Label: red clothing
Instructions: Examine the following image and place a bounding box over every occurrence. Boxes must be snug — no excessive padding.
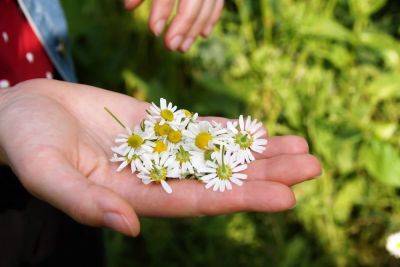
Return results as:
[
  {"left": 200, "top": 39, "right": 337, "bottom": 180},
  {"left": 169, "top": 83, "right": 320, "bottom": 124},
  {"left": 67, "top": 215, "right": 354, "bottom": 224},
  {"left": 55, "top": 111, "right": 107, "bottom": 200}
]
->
[{"left": 0, "top": 0, "right": 54, "bottom": 88}]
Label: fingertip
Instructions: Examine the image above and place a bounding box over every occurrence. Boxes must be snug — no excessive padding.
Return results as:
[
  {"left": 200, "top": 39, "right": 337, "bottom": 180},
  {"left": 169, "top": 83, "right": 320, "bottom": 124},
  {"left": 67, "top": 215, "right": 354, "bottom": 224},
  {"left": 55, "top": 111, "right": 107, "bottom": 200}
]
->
[
  {"left": 124, "top": 0, "right": 143, "bottom": 10},
  {"left": 201, "top": 24, "right": 213, "bottom": 38},
  {"left": 305, "top": 154, "right": 323, "bottom": 178},
  {"left": 288, "top": 136, "right": 309, "bottom": 154},
  {"left": 151, "top": 19, "right": 166, "bottom": 36}
]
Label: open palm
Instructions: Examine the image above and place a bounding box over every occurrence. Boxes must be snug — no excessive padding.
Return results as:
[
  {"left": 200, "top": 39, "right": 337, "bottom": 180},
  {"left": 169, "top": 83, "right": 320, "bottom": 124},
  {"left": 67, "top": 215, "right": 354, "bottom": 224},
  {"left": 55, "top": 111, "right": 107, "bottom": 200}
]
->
[{"left": 0, "top": 79, "right": 321, "bottom": 236}]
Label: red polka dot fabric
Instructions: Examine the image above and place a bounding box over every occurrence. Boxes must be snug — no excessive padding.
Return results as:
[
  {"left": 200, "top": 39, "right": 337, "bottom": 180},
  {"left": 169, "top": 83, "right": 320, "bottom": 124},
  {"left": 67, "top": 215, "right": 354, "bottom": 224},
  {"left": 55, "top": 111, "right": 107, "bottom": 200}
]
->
[{"left": 0, "top": 0, "right": 54, "bottom": 88}]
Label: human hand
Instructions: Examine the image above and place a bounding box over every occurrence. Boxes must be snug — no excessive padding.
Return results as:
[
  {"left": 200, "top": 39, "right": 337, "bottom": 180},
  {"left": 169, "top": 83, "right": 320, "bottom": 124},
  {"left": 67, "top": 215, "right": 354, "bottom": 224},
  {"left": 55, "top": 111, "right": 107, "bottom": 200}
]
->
[
  {"left": 124, "top": 0, "right": 224, "bottom": 52},
  {"left": 0, "top": 79, "right": 321, "bottom": 237}
]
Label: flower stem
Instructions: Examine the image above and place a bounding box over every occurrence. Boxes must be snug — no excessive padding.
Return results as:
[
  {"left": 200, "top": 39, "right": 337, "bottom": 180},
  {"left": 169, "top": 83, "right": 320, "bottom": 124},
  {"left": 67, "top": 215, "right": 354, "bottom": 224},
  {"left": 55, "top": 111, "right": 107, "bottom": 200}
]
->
[{"left": 104, "top": 107, "right": 126, "bottom": 129}]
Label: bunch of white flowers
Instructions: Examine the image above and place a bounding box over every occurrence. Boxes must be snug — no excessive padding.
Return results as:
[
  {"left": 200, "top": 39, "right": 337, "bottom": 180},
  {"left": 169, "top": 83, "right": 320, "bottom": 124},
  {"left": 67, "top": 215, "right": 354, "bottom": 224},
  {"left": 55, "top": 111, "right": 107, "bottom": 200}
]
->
[{"left": 108, "top": 98, "right": 267, "bottom": 194}]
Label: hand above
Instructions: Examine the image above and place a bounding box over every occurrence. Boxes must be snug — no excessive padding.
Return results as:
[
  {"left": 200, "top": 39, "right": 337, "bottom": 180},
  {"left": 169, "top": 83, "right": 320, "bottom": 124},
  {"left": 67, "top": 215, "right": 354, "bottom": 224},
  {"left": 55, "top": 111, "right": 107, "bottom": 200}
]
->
[
  {"left": 124, "top": 0, "right": 224, "bottom": 52},
  {"left": 0, "top": 79, "right": 321, "bottom": 237}
]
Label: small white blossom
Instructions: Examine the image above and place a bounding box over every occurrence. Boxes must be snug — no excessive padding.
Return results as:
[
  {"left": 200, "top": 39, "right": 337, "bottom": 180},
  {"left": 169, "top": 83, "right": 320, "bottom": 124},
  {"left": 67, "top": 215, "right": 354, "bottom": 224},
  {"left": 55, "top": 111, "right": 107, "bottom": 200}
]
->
[
  {"left": 147, "top": 98, "right": 184, "bottom": 127},
  {"left": 199, "top": 148, "right": 248, "bottom": 192},
  {"left": 386, "top": 232, "right": 400, "bottom": 258},
  {"left": 227, "top": 115, "right": 268, "bottom": 164},
  {"left": 113, "top": 126, "right": 153, "bottom": 159},
  {"left": 138, "top": 153, "right": 179, "bottom": 194}
]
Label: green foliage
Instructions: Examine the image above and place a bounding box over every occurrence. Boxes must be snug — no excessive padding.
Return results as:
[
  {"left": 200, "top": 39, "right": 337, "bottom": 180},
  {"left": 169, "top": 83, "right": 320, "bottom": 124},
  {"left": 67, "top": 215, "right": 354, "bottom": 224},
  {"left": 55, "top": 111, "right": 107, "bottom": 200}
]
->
[{"left": 62, "top": 0, "right": 400, "bottom": 266}]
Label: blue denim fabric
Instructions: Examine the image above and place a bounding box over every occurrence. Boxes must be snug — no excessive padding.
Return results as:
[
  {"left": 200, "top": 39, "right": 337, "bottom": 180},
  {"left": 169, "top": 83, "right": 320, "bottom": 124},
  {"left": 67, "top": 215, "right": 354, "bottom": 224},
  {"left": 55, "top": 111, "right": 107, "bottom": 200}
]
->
[{"left": 17, "top": 0, "right": 77, "bottom": 82}]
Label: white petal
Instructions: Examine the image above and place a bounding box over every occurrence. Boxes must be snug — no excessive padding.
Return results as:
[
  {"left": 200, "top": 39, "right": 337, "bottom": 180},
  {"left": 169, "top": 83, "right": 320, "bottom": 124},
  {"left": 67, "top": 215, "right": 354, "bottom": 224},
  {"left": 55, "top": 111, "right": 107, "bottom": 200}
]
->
[
  {"left": 231, "top": 177, "right": 243, "bottom": 186},
  {"left": 213, "top": 180, "right": 220, "bottom": 191},
  {"left": 232, "top": 173, "right": 247, "bottom": 180},
  {"left": 225, "top": 180, "right": 232, "bottom": 190},
  {"left": 205, "top": 178, "right": 217, "bottom": 189},
  {"left": 239, "top": 115, "right": 244, "bottom": 131},
  {"left": 161, "top": 180, "right": 173, "bottom": 194},
  {"left": 117, "top": 161, "right": 128, "bottom": 172},
  {"left": 233, "top": 164, "right": 247, "bottom": 172},
  {"left": 201, "top": 173, "right": 217, "bottom": 182}
]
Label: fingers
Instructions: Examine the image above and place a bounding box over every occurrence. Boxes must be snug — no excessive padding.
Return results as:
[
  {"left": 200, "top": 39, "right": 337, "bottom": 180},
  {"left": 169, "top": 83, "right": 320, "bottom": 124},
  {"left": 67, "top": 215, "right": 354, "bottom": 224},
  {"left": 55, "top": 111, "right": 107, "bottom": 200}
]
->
[
  {"left": 149, "top": 0, "right": 176, "bottom": 36},
  {"left": 15, "top": 150, "right": 140, "bottom": 237},
  {"left": 244, "top": 154, "right": 322, "bottom": 185},
  {"left": 125, "top": 179, "right": 296, "bottom": 216},
  {"left": 164, "top": 0, "right": 204, "bottom": 50},
  {"left": 200, "top": 116, "right": 309, "bottom": 159},
  {"left": 124, "top": 0, "right": 144, "bottom": 10},
  {"left": 177, "top": 0, "right": 216, "bottom": 52},
  {"left": 201, "top": 0, "right": 224, "bottom": 37},
  {"left": 256, "top": 135, "right": 309, "bottom": 158}
]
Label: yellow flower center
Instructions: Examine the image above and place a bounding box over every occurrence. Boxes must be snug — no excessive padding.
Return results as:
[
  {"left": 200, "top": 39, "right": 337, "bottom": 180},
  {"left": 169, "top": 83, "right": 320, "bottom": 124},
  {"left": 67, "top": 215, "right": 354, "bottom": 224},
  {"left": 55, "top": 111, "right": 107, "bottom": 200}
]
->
[
  {"left": 154, "top": 123, "right": 171, "bottom": 136},
  {"left": 153, "top": 140, "right": 168, "bottom": 153},
  {"left": 235, "top": 132, "right": 253, "bottom": 149},
  {"left": 216, "top": 165, "right": 232, "bottom": 180},
  {"left": 195, "top": 132, "right": 212, "bottom": 150},
  {"left": 127, "top": 134, "right": 144, "bottom": 149},
  {"left": 182, "top": 109, "right": 192, "bottom": 118},
  {"left": 168, "top": 130, "right": 182, "bottom": 144},
  {"left": 149, "top": 167, "right": 167, "bottom": 182},
  {"left": 161, "top": 109, "right": 174, "bottom": 121},
  {"left": 176, "top": 146, "right": 190, "bottom": 164}
]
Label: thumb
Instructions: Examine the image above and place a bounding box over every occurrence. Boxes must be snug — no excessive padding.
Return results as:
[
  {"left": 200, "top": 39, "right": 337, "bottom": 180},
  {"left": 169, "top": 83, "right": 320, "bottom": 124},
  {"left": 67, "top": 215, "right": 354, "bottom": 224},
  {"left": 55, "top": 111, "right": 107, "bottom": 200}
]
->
[
  {"left": 124, "top": 0, "right": 145, "bottom": 10},
  {"left": 13, "top": 150, "right": 140, "bottom": 237}
]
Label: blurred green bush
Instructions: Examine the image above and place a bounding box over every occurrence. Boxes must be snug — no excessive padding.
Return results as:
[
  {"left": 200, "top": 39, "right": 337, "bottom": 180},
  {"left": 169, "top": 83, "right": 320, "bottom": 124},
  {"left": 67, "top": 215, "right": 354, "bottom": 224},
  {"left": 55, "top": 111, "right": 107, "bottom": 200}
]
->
[{"left": 61, "top": 0, "right": 400, "bottom": 266}]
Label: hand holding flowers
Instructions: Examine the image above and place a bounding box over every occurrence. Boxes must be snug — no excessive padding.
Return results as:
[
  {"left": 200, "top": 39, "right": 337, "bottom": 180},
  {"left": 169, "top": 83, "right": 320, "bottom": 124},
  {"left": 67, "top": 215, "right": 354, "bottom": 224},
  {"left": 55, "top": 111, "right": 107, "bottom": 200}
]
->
[{"left": 0, "top": 79, "right": 322, "bottom": 237}]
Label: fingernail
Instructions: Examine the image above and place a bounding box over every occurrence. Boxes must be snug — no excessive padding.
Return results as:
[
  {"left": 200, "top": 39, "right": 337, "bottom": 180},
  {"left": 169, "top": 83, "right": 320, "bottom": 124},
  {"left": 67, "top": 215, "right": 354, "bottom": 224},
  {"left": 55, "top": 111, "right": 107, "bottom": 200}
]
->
[
  {"left": 169, "top": 35, "right": 183, "bottom": 50},
  {"left": 181, "top": 37, "right": 194, "bottom": 52},
  {"left": 203, "top": 25, "right": 213, "bottom": 37},
  {"left": 104, "top": 212, "right": 136, "bottom": 237},
  {"left": 154, "top": 20, "right": 165, "bottom": 36}
]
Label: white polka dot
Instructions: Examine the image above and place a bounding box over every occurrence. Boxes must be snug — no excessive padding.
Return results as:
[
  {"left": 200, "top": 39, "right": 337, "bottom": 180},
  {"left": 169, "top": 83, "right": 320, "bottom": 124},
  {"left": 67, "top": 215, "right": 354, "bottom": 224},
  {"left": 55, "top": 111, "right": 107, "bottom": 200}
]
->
[
  {"left": 2, "top": 32, "right": 9, "bottom": 43},
  {"left": 26, "top": 52, "right": 34, "bottom": 63},
  {"left": 45, "top": 72, "right": 53, "bottom": 79},
  {"left": 0, "top": 79, "right": 10, "bottom": 88}
]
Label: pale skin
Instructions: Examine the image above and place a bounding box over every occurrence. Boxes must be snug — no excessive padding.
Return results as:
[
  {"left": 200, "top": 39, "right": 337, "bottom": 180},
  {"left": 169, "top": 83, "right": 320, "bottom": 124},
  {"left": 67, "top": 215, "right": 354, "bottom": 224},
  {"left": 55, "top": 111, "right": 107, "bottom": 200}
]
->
[
  {"left": 0, "top": 79, "right": 321, "bottom": 237},
  {"left": 124, "top": 0, "right": 225, "bottom": 52}
]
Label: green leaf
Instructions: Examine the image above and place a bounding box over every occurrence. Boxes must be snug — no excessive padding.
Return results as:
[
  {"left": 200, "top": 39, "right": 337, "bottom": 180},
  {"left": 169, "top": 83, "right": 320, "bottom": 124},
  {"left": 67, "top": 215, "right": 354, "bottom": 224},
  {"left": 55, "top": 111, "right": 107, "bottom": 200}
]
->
[
  {"left": 359, "top": 140, "right": 400, "bottom": 187},
  {"left": 333, "top": 178, "right": 365, "bottom": 223}
]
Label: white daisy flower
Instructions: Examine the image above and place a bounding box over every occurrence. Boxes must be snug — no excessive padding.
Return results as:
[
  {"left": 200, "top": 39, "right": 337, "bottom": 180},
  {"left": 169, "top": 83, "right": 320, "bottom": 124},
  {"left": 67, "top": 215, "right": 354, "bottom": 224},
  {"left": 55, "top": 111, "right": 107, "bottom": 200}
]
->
[
  {"left": 113, "top": 126, "right": 153, "bottom": 159},
  {"left": 386, "top": 232, "right": 400, "bottom": 258},
  {"left": 137, "top": 152, "right": 180, "bottom": 194},
  {"left": 184, "top": 121, "right": 227, "bottom": 151},
  {"left": 199, "top": 148, "right": 248, "bottom": 192},
  {"left": 147, "top": 98, "right": 184, "bottom": 127},
  {"left": 110, "top": 153, "right": 143, "bottom": 173},
  {"left": 171, "top": 145, "right": 196, "bottom": 177},
  {"left": 227, "top": 115, "right": 268, "bottom": 164}
]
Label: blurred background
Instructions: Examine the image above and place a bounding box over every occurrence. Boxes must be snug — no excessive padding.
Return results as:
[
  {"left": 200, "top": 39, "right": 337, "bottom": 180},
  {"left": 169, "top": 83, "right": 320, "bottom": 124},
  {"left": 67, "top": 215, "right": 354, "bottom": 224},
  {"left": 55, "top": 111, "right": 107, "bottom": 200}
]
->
[{"left": 60, "top": 0, "right": 400, "bottom": 266}]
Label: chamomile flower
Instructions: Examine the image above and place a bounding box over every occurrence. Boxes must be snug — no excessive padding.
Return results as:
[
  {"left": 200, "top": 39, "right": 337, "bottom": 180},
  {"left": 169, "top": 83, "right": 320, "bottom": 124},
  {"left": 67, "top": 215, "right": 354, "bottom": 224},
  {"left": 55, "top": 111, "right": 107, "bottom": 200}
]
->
[
  {"left": 185, "top": 121, "right": 227, "bottom": 151},
  {"left": 138, "top": 153, "right": 180, "bottom": 194},
  {"left": 386, "top": 232, "right": 400, "bottom": 258},
  {"left": 147, "top": 98, "right": 183, "bottom": 127},
  {"left": 200, "top": 148, "right": 248, "bottom": 192},
  {"left": 110, "top": 153, "right": 143, "bottom": 173},
  {"left": 227, "top": 115, "right": 268, "bottom": 164},
  {"left": 171, "top": 145, "right": 196, "bottom": 177},
  {"left": 113, "top": 126, "right": 153, "bottom": 159}
]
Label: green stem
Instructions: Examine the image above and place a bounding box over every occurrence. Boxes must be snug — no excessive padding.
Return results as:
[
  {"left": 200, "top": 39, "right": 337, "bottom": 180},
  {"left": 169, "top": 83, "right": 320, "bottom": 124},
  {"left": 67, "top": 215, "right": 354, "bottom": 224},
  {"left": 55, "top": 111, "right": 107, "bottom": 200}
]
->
[{"left": 104, "top": 107, "right": 126, "bottom": 129}]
